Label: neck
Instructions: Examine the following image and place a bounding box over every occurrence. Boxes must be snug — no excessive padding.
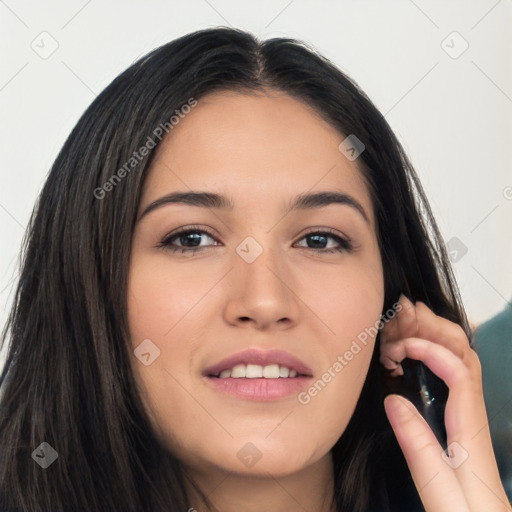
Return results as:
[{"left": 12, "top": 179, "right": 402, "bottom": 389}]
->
[{"left": 185, "top": 454, "right": 335, "bottom": 512}]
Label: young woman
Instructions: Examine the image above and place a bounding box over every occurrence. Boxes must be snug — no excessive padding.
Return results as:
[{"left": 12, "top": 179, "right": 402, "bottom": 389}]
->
[{"left": 0, "top": 27, "right": 509, "bottom": 512}]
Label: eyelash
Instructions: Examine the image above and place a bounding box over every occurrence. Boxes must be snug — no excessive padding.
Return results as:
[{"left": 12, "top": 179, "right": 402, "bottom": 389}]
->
[{"left": 156, "top": 225, "right": 354, "bottom": 255}]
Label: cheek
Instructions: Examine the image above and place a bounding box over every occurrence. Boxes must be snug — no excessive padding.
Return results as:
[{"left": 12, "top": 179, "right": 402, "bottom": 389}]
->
[
  {"left": 310, "top": 251, "right": 384, "bottom": 349},
  {"left": 126, "top": 254, "right": 227, "bottom": 430},
  {"left": 297, "top": 255, "right": 383, "bottom": 431},
  {"left": 127, "top": 256, "right": 213, "bottom": 344},
  {"left": 295, "top": 292, "right": 381, "bottom": 455}
]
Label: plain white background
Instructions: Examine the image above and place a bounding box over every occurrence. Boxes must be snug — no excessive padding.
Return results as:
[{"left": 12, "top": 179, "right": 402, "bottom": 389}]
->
[{"left": 1, "top": 0, "right": 511, "bottom": 372}]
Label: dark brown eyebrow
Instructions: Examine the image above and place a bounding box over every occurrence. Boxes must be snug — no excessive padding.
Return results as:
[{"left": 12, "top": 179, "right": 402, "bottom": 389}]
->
[
  {"left": 138, "top": 192, "right": 234, "bottom": 221},
  {"left": 285, "top": 191, "right": 369, "bottom": 223},
  {"left": 138, "top": 190, "right": 369, "bottom": 223}
]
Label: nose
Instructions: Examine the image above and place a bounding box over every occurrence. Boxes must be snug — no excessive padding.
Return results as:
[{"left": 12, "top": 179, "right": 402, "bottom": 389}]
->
[{"left": 222, "top": 242, "right": 300, "bottom": 331}]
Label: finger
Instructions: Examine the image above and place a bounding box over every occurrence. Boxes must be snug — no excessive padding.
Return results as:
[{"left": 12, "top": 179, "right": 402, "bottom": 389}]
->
[
  {"left": 384, "top": 337, "right": 484, "bottom": 431},
  {"left": 386, "top": 337, "right": 511, "bottom": 510},
  {"left": 380, "top": 294, "right": 418, "bottom": 344},
  {"left": 380, "top": 295, "right": 418, "bottom": 374},
  {"left": 414, "top": 301, "right": 471, "bottom": 360},
  {"left": 381, "top": 298, "right": 470, "bottom": 362},
  {"left": 384, "top": 394, "right": 470, "bottom": 512}
]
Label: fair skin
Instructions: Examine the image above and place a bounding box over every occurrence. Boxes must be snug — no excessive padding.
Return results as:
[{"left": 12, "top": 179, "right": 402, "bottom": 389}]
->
[{"left": 127, "top": 90, "right": 510, "bottom": 511}]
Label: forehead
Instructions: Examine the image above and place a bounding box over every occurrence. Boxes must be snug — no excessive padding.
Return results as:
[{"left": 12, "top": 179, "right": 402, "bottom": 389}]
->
[{"left": 142, "top": 90, "right": 373, "bottom": 220}]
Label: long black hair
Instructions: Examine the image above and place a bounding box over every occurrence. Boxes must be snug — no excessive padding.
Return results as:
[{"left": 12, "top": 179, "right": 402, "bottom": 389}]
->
[{"left": 0, "top": 27, "right": 470, "bottom": 511}]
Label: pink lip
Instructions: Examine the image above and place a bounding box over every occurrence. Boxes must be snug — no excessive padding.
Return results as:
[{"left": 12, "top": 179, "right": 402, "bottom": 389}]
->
[
  {"left": 204, "top": 376, "right": 312, "bottom": 401},
  {"left": 202, "top": 348, "right": 314, "bottom": 402},
  {"left": 202, "top": 348, "right": 313, "bottom": 377}
]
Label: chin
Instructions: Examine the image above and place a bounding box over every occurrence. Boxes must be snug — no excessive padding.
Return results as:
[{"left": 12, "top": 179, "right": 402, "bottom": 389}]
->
[{"left": 182, "top": 437, "right": 323, "bottom": 478}]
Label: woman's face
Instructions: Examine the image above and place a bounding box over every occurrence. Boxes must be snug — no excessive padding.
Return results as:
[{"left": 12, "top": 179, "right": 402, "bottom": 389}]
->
[{"left": 127, "top": 90, "right": 384, "bottom": 479}]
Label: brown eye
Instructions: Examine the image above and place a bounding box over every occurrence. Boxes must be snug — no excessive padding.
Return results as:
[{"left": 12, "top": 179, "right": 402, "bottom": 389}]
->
[
  {"left": 294, "top": 230, "right": 354, "bottom": 254},
  {"left": 157, "top": 226, "right": 220, "bottom": 254}
]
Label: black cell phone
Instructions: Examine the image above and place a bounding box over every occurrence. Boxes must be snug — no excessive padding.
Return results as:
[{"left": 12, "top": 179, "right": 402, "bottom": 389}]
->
[{"left": 385, "top": 358, "right": 449, "bottom": 450}]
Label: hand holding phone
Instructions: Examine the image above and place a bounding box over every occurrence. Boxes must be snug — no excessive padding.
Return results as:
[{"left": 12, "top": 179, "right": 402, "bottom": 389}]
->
[{"left": 379, "top": 295, "right": 510, "bottom": 511}]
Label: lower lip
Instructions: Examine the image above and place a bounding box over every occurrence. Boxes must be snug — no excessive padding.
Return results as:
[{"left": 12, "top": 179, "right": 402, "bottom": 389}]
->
[{"left": 204, "top": 376, "right": 312, "bottom": 401}]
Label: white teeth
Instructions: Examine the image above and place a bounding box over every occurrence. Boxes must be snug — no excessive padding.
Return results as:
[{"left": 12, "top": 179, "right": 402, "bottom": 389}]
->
[
  {"left": 246, "top": 364, "right": 263, "bottom": 378},
  {"left": 278, "top": 366, "right": 289, "bottom": 378},
  {"left": 218, "top": 363, "right": 300, "bottom": 378},
  {"left": 262, "top": 364, "right": 280, "bottom": 378},
  {"left": 231, "top": 364, "right": 246, "bottom": 378}
]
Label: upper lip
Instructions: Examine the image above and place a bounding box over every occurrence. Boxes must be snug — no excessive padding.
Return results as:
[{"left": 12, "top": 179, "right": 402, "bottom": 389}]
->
[{"left": 203, "top": 348, "right": 314, "bottom": 377}]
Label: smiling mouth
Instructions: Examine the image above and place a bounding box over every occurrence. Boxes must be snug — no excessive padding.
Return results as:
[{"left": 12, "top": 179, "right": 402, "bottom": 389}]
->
[
  {"left": 202, "top": 348, "right": 314, "bottom": 380},
  {"left": 209, "top": 363, "right": 307, "bottom": 379},
  {"left": 202, "top": 348, "right": 314, "bottom": 400}
]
